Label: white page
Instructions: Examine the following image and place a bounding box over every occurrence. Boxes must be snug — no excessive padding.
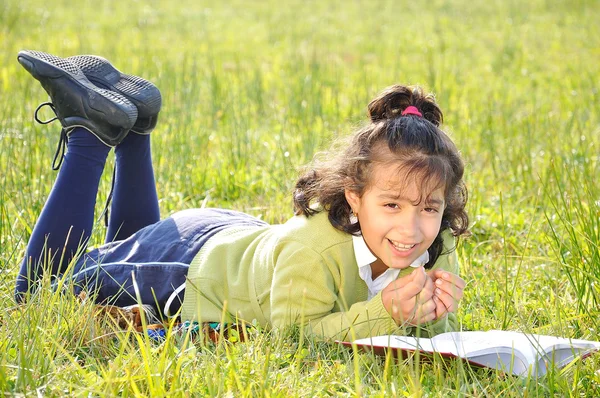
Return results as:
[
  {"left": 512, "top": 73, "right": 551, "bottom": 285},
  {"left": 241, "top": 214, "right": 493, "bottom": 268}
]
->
[
  {"left": 354, "top": 331, "right": 600, "bottom": 377},
  {"left": 426, "top": 330, "right": 600, "bottom": 376},
  {"left": 357, "top": 335, "right": 435, "bottom": 352}
]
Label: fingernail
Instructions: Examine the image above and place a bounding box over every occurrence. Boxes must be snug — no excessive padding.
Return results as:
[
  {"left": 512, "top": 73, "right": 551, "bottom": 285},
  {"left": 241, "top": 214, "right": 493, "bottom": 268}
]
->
[
  {"left": 436, "top": 279, "right": 443, "bottom": 286},
  {"left": 435, "top": 288, "right": 441, "bottom": 295},
  {"left": 443, "top": 272, "right": 450, "bottom": 280}
]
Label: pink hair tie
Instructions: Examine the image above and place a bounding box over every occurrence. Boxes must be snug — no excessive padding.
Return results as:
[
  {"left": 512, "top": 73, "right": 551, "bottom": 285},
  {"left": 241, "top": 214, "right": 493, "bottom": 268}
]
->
[{"left": 401, "top": 106, "right": 423, "bottom": 117}]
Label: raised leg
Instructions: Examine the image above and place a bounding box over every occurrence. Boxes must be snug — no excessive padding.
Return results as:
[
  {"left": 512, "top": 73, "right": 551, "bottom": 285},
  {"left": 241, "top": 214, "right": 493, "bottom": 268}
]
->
[
  {"left": 15, "top": 129, "right": 110, "bottom": 301},
  {"left": 63, "top": 54, "right": 162, "bottom": 242},
  {"left": 105, "top": 133, "right": 160, "bottom": 242},
  {"left": 15, "top": 50, "right": 137, "bottom": 303}
]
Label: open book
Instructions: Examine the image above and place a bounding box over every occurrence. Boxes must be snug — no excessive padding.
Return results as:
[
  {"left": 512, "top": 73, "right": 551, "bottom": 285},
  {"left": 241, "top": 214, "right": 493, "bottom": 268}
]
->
[{"left": 345, "top": 330, "right": 600, "bottom": 377}]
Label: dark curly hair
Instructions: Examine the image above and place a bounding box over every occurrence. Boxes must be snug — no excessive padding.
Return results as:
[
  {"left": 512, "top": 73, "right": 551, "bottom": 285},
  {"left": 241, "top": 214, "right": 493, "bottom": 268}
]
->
[{"left": 293, "top": 84, "right": 469, "bottom": 267}]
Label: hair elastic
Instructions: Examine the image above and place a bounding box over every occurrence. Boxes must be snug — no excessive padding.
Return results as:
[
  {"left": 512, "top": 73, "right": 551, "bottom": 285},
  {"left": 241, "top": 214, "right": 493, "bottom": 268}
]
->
[{"left": 401, "top": 106, "right": 423, "bottom": 117}]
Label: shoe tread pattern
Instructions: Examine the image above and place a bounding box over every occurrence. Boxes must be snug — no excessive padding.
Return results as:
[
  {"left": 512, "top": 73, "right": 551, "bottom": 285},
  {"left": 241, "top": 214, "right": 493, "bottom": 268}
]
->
[
  {"left": 26, "top": 50, "right": 83, "bottom": 76},
  {"left": 68, "top": 55, "right": 162, "bottom": 117},
  {"left": 18, "top": 50, "right": 137, "bottom": 146},
  {"left": 21, "top": 51, "right": 137, "bottom": 120}
]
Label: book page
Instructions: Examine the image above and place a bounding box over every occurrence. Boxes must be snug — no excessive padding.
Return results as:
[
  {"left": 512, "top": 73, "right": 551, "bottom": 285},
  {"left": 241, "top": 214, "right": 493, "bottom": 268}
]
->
[
  {"left": 357, "top": 332, "right": 516, "bottom": 357},
  {"left": 352, "top": 331, "right": 600, "bottom": 377},
  {"left": 373, "top": 332, "right": 529, "bottom": 375},
  {"left": 430, "top": 330, "right": 600, "bottom": 376},
  {"left": 355, "top": 335, "right": 435, "bottom": 352},
  {"left": 429, "top": 331, "right": 532, "bottom": 374},
  {"left": 510, "top": 333, "right": 600, "bottom": 375},
  {"left": 465, "top": 331, "right": 600, "bottom": 373}
]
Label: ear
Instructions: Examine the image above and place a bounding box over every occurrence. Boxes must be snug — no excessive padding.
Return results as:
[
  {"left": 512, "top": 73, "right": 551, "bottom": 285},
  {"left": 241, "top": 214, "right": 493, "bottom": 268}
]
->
[{"left": 344, "top": 189, "right": 361, "bottom": 213}]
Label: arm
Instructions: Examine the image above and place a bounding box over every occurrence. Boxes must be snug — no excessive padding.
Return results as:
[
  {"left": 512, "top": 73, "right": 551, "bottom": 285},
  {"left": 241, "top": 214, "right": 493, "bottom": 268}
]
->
[{"left": 269, "top": 241, "right": 397, "bottom": 341}]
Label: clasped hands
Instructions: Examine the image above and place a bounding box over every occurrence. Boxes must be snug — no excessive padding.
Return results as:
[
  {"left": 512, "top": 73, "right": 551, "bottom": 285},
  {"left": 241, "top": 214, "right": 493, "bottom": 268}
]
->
[{"left": 382, "top": 267, "right": 465, "bottom": 326}]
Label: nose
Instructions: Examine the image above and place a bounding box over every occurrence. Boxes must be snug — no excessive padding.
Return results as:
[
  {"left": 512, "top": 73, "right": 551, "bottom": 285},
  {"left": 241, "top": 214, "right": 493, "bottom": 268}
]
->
[{"left": 395, "top": 210, "right": 421, "bottom": 240}]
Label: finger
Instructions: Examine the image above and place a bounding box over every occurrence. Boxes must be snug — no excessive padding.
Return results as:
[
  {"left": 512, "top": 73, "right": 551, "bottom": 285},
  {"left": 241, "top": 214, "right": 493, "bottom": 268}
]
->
[
  {"left": 411, "top": 266, "right": 427, "bottom": 288},
  {"left": 434, "top": 289, "right": 459, "bottom": 313},
  {"left": 415, "top": 288, "right": 434, "bottom": 305},
  {"left": 418, "top": 310, "right": 438, "bottom": 325},
  {"left": 420, "top": 276, "right": 435, "bottom": 300},
  {"left": 425, "top": 269, "right": 440, "bottom": 284},
  {"left": 384, "top": 268, "right": 422, "bottom": 293},
  {"left": 406, "top": 299, "right": 435, "bottom": 325},
  {"left": 434, "top": 278, "right": 464, "bottom": 300},
  {"left": 412, "top": 302, "right": 438, "bottom": 325},
  {"left": 417, "top": 299, "right": 437, "bottom": 317},
  {"left": 399, "top": 279, "right": 428, "bottom": 301},
  {"left": 390, "top": 296, "right": 416, "bottom": 323},
  {"left": 386, "top": 270, "right": 417, "bottom": 291},
  {"left": 385, "top": 269, "right": 428, "bottom": 300},
  {"left": 411, "top": 312, "right": 437, "bottom": 326},
  {"left": 432, "top": 270, "right": 466, "bottom": 290},
  {"left": 433, "top": 295, "right": 449, "bottom": 318}
]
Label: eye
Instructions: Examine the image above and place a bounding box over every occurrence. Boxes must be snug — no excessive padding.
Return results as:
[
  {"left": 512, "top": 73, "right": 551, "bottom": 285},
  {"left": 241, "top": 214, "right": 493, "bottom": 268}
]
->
[
  {"left": 423, "top": 206, "right": 440, "bottom": 214},
  {"left": 384, "top": 203, "right": 399, "bottom": 209}
]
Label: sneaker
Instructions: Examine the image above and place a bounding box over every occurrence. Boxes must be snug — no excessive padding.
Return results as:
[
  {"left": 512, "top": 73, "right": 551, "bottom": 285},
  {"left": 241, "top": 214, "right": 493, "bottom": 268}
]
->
[
  {"left": 68, "top": 55, "right": 162, "bottom": 134},
  {"left": 17, "top": 50, "right": 138, "bottom": 148}
]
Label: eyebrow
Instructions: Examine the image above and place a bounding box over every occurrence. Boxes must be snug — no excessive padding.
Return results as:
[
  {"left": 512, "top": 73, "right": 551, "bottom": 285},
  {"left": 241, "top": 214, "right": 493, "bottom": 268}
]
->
[
  {"left": 378, "top": 193, "right": 445, "bottom": 206},
  {"left": 424, "top": 198, "right": 445, "bottom": 207}
]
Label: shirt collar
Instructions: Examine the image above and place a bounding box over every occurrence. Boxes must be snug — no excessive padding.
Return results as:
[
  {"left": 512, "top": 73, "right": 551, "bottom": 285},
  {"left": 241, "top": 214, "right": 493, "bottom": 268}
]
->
[
  {"left": 351, "top": 234, "right": 398, "bottom": 299},
  {"left": 352, "top": 233, "right": 378, "bottom": 267}
]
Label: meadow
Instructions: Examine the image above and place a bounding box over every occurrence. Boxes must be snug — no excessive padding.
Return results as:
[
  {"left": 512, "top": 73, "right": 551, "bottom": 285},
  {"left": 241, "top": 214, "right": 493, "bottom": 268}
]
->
[{"left": 1, "top": 0, "right": 599, "bottom": 396}]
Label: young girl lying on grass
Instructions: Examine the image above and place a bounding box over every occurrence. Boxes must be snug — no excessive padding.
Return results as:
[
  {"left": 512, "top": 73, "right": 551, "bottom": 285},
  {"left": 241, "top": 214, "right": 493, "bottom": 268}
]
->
[{"left": 15, "top": 50, "right": 469, "bottom": 341}]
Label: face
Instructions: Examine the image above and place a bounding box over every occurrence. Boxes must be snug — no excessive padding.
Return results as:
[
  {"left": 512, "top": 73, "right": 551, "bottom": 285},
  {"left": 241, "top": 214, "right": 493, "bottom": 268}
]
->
[{"left": 345, "top": 162, "right": 445, "bottom": 276}]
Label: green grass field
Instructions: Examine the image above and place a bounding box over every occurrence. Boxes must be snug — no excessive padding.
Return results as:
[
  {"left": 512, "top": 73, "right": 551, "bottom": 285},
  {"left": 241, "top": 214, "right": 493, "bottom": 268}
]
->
[{"left": 1, "top": 0, "right": 600, "bottom": 396}]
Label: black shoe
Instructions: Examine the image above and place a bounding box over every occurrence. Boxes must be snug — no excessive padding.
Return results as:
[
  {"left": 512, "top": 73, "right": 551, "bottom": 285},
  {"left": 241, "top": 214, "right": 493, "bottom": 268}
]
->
[
  {"left": 17, "top": 50, "right": 138, "bottom": 148},
  {"left": 68, "top": 55, "right": 162, "bottom": 134}
]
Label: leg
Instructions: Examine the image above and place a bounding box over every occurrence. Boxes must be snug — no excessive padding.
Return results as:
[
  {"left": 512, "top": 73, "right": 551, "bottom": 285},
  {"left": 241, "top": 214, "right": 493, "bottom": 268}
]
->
[
  {"left": 105, "top": 133, "right": 160, "bottom": 242},
  {"left": 15, "top": 129, "right": 110, "bottom": 301},
  {"left": 15, "top": 50, "right": 138, "bottom": 302},
  {"left": 71, "top": 260, "right": 189, "bottom": 317},
  {"left": 62, "top": 55, "right": 162, "bottom": 241},
  {"left": 71, "top": 209, "right": 268, "bottom": 318}
]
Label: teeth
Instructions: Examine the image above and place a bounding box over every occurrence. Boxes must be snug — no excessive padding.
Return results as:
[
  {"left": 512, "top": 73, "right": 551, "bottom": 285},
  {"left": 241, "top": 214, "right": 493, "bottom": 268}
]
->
[{"left": 390, "top": 240, "right": 416, "bottom": 251}]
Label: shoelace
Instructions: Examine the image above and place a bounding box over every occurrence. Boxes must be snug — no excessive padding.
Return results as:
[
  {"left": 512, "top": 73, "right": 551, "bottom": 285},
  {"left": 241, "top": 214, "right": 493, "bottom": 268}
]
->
[
  {"left": 35, "top": 102, "right": 66, "bottom": 170},
  {"left": 101, "top": 168, "right": 116, "bottom": 227},
  {"left": 34, "top": 101, "right": 115, "bottom": 226}
]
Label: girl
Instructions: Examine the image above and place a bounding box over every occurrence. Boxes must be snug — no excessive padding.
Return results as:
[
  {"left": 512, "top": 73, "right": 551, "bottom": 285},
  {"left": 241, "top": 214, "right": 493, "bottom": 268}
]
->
[{"left": 15, "top": 50, "right": 468, "bottom": 341}]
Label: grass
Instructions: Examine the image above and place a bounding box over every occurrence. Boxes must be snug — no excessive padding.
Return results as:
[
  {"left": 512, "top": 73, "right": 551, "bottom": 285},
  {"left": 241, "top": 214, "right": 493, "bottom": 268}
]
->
[{"left": 1, "top": 0, "right": 600, "bottom": 395}]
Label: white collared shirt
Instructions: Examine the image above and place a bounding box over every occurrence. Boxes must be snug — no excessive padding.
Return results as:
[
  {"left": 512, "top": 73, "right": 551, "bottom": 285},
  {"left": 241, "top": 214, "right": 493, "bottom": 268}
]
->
[{"left": 352, "top": 234, "right": 430, "bottom": 299}]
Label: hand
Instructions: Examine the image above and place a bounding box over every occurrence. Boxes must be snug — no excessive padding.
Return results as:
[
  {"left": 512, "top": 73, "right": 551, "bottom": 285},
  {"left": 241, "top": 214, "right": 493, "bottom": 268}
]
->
[
  {"left": 382, "top": 267, "right": 436, "bottom": 326},
  {"left": 427, "top": 269, "right": 466, "bottom": 319}
]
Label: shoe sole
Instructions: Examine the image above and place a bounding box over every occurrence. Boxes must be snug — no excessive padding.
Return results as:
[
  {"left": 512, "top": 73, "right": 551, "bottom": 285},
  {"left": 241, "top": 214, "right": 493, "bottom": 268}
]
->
[
  {"left": 18, "top": 50, "right": 138, "bottom": 146},
  {"left": 68, "top": 55, "right": 161, "bottom": 134}
]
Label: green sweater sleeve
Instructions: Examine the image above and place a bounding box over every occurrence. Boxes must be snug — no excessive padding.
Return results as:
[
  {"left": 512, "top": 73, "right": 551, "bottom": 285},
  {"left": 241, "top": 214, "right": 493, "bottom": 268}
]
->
[
  {"left": 269, "top": 240, "right": 397, "bottom": 341},
  {"left": 268, "top": 233, "right": 461, "bottom": 341}
]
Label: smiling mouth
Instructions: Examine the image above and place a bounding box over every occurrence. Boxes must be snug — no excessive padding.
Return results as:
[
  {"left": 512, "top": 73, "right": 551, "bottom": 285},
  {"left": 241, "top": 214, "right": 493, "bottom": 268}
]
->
[{"left": 388, "top": 239, "right": 417, "bottom": 252}]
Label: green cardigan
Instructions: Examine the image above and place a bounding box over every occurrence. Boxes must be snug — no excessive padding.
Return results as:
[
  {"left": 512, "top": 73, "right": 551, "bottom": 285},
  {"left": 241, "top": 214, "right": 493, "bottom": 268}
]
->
[{"left": 181, "top": 211, "right": 459, "bottom": 341}]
